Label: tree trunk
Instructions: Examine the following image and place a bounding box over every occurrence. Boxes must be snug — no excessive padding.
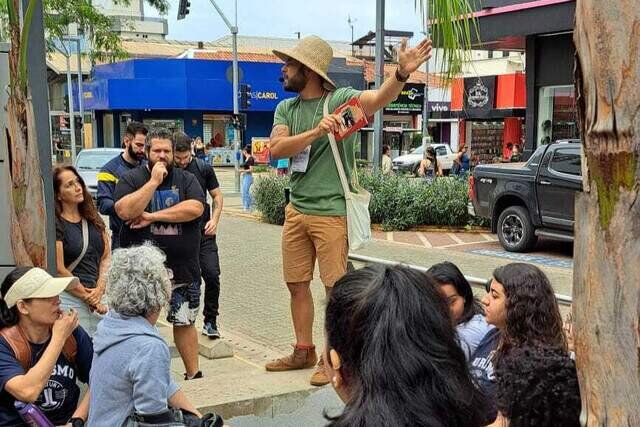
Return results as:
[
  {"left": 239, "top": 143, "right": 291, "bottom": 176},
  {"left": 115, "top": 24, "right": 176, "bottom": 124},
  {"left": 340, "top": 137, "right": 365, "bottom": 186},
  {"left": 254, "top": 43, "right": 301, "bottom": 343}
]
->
[
  {"left": 573, "top": 1, "right": 640, "bottom": 425},
  {"left": 5, "top": 0, "right": 47, "bottom": 267}
]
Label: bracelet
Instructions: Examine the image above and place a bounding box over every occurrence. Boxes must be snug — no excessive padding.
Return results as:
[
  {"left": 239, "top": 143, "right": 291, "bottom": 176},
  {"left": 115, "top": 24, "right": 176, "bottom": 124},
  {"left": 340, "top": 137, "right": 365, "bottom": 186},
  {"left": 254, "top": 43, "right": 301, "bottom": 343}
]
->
[{"left": 395, "top": 68, "right": 410, "bottom": 83}]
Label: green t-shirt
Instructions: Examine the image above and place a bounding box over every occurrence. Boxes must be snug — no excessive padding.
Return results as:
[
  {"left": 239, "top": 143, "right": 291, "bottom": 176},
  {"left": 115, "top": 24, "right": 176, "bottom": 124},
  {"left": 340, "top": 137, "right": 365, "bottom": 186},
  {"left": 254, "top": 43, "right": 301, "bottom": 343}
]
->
[{"left": 273, "top": 87, "right": 362, "bottom": 216}]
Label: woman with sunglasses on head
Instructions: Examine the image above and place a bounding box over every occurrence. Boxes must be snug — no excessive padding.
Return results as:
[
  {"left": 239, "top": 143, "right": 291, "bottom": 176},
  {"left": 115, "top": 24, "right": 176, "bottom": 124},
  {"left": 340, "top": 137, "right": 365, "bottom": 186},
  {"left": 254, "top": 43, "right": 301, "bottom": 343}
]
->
[
  {"left": 323, "top": 264, "right": 487, "bottom": 427},
  {"left": 0, "top": 267, "right": 93, "bottom": 427},
  {"left": 470, "top": 263, "right": 568, "bottom": 424},
  {"left": 53, "top": 166, "right": 110, "bottom": 336},
  {"left": 427, "top": 261, "right": 493, "bottom": 359}
]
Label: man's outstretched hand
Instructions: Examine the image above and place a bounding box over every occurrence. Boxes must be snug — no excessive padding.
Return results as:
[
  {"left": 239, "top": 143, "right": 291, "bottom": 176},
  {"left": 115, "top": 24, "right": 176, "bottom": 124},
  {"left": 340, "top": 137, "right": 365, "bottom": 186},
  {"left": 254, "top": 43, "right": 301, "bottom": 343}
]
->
[{"left": 397, "top": 38, "right": 433, "bottom": 77}]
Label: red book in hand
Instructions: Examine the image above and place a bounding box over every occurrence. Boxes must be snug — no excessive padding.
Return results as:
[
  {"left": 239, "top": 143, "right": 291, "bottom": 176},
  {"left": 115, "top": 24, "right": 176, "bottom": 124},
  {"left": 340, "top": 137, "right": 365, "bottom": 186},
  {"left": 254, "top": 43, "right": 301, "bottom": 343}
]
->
[{"left": 332, "top": 97, "right": 369, "bottom": 142}]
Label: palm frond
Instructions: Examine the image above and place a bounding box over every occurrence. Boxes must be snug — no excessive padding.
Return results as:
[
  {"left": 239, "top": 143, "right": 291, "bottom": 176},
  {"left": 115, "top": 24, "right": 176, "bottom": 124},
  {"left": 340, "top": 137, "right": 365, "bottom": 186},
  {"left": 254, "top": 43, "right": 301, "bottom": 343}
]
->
[{"left": 415, "top": 0, "right": 480, "bottom": 80}]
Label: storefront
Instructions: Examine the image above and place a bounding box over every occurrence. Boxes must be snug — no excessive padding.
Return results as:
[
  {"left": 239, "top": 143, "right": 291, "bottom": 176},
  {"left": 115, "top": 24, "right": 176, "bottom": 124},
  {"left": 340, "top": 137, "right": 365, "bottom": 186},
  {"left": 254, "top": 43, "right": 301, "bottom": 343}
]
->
[
  {"left": 84, "top": 58, "right": 294, "bottom": 165},
  {"left": 451, "top": 73, "right": 526, "bottom": 166},
  {"left": 464, "top": 0, "right": 577, "bottom": 157}
]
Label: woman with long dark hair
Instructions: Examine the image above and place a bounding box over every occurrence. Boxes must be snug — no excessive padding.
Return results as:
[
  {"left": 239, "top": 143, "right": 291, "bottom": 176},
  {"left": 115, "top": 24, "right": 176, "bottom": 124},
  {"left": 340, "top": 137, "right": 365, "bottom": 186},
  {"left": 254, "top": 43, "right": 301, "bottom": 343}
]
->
[
  {"left": 0, "top": 267, "right": 93, "bottom": 426},
  {"left": 427, "top": 261, "right": 493, "bottom": 359},
  {"left": 470, "top": 262, "right": 567, "bottom": 423},
  {"left": 54, "top": 166, "right": 110, "bottom": 336},
  {"left": 324, "top": 265, "right": 487, "bottom": 427}
]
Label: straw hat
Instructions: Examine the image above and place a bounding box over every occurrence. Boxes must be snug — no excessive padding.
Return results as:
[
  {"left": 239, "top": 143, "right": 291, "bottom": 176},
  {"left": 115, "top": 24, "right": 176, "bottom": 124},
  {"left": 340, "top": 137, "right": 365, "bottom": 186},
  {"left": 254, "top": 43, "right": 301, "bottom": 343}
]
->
[{"left": 273, "top": 35, "right": 336, "bottom": 91}]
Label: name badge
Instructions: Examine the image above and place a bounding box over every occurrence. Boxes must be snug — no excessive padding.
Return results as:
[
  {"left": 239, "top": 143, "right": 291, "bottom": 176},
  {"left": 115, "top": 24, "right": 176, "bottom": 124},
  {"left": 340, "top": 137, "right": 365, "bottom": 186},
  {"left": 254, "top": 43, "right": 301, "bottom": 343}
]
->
[{"left": 291, "top": 146, "right": 311, "bottom": 173}]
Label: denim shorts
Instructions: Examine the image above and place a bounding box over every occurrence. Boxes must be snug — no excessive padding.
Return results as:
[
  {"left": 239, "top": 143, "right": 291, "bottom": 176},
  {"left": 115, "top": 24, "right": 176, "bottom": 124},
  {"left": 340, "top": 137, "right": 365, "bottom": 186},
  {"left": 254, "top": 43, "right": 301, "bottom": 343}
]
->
[{"left": 166, "top": 281, "right": 201, "bottom": 326}]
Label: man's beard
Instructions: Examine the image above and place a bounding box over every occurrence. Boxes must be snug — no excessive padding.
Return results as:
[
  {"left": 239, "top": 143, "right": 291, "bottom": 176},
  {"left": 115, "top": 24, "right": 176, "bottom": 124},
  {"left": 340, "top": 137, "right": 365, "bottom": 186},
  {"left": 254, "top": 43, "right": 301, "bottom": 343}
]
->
[
  {"left": 148, "top": 159, "right": 173, "bottom": 176},
  {"left": 283, "top": 71, "right": 308, "bottom": 93},
  {"left": 128, "top": 144, "right": 145, "bottom": 161}
]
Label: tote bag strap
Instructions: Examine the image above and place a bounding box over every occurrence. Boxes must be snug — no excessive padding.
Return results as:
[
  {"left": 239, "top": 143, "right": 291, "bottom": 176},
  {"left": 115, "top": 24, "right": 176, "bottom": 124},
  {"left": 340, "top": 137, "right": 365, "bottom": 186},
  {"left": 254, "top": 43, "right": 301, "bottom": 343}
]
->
[
  {"left": 323, "top": 93, "right": 352, "bottom": 200},
  {"left": 66, "top": 219, "right": 89, "bottom": 273}
]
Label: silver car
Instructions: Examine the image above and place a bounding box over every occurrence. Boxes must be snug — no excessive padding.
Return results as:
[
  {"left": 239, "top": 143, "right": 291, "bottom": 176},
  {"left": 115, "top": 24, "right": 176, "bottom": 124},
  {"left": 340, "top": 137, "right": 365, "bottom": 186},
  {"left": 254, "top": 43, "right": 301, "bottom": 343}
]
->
[{"left": 73, "top": 148, "right": 123, "bottom": 199}]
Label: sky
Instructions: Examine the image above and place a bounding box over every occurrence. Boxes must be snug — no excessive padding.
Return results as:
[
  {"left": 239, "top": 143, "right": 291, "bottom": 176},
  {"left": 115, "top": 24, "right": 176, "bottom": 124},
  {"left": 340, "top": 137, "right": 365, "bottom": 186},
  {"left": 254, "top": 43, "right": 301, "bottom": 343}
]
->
[{"left": 146, "top": 0, "right": 427, "bottom": 45}]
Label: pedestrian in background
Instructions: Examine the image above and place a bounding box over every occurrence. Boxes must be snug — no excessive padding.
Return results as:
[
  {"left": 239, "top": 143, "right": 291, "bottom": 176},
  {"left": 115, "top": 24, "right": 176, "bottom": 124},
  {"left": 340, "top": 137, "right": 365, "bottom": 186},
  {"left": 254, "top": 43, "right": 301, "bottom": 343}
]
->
[
  {"left": 114, "top": 128, "right": 205, "bottom": 380},
  {"left": 381, "top": 145, "right": 393, "bottom": 175},
  {"left": 241, "top": 145, "right": 255, "bottom": 211},
  {"left": 418, "top": 146, "right": 443, "bottom": 179},
  {"left": 54, "top": 165, "right": 109, "bottom": 336},
  {"left": 97, "top": 121, "right": 147, "bottom": 249},
  {"left": 323, "top": 265, "right": 487, "bottom": 426},
  {"left": 194, "top": 137, "right": 206, "bottom": 160},
  {"left": 174, "top": 131, "right": 225, "bottom": 339}
]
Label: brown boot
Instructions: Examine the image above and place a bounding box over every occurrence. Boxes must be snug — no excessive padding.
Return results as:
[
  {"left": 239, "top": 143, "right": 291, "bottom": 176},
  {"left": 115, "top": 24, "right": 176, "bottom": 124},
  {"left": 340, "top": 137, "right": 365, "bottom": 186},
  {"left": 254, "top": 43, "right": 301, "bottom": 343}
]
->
[
  {"left": 310, "top": 355, "right": 330, "bottom": 386},
  {"left": 265, "top": 345, "right": 318, "bottom": 372}
]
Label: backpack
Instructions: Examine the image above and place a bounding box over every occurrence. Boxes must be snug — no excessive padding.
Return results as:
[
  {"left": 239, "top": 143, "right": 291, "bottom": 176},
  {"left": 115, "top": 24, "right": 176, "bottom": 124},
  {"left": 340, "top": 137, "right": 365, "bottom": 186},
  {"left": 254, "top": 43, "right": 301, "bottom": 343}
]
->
[{"left": 0, "top": 325, "right": 77, "bottom": 370}]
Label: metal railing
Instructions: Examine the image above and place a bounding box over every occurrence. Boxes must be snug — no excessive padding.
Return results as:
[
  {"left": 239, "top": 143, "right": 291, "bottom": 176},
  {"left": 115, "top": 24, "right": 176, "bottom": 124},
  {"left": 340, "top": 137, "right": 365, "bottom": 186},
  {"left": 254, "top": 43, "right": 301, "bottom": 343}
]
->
[{"left": 348, "top": 253, "right": 573, "bottom": 307}]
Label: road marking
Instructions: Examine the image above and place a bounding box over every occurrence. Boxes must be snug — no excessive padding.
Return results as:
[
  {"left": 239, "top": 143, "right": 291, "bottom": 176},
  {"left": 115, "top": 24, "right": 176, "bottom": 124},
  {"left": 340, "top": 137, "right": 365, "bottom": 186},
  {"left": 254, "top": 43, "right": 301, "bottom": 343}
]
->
[
  {"left": 386, "top": 232, "right": 394, "bottom": 242},
  {"left": 447, "top": 233, "right": 465, "bottom": 245},
  {"left": 481, "top": 233, "right": 497, "bottom": 242},
  {"left": 416, "top": 232, "right": 433, "bottom": 248},
  {"left": 468, "top": 249, "right": 573, "bottom": 269}
]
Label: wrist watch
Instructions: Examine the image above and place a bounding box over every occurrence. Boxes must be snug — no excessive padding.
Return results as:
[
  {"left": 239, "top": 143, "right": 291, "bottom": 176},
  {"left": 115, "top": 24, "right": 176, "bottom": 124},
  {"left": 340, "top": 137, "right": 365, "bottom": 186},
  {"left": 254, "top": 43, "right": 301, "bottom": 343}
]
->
[
  {"left": 69, "top": 417, "right": 85, "bottom": 427},
  {"left": 395, "top": 68, "right": 410, "bottom": 82}
]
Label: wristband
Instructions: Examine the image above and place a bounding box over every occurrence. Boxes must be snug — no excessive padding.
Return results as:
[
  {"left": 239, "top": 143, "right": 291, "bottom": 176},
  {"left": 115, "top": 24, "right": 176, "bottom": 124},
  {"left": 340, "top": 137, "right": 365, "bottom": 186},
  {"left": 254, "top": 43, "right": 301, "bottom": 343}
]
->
[
  {"left": 395, "top": 68, "right": 410, "bottom": 83},
  {"left": 69, "top": 417, "right": 85, "bottom": 427}
]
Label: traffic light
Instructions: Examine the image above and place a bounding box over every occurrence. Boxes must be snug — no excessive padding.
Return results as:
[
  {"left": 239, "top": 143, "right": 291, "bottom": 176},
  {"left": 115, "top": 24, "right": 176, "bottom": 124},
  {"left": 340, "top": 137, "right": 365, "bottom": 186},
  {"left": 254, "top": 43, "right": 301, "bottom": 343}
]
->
[
  {"left": 177, "top": 0, "right": 191, "bottom": 20},
  {"left": 239, "top": 84, "right": 251, "bottom": 110}
]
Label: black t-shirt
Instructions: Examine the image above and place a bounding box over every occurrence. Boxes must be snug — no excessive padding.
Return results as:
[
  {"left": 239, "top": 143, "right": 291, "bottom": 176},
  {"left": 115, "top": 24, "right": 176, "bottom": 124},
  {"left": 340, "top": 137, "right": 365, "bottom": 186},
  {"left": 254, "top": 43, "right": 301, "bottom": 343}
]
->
[
  {"left": 242, "top": 156, "right": 255, "bottom": 170},
  {"left": 0, "top": 327, "right": 93, "bottom": 426},
  {"left": 114, "top": 166, "right": 205, "bottom": 284},
  {"left": 185, "top": 158, "right": 220, "bottom": 225},
  {"left": 55, "top": 218, "right": 105, "bottom": 288}
]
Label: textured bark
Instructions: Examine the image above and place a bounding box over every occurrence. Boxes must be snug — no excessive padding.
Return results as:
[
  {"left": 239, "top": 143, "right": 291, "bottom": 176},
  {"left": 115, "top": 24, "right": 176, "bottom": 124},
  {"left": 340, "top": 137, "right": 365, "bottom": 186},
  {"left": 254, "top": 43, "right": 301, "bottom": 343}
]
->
[
  {"left": 573, "top": 1, "right": 640, "bottom": 425},
  {"left": 5, "top": 0, "right": 47, "bottom": 267}
]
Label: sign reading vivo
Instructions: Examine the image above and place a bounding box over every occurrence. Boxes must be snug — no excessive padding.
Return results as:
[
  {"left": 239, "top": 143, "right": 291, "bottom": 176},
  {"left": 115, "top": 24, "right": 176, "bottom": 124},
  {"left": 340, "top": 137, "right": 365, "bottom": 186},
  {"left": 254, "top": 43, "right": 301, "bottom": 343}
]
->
[{"left": 84, "top": 59, "right": 294, "bottom": 112}]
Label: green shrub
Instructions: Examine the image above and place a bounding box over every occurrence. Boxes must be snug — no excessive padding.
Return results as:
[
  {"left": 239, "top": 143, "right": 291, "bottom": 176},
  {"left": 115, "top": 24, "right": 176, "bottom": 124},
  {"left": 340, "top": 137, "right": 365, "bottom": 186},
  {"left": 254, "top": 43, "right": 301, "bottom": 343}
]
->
[
  {"left": 252, "top": 175, "right": 289, "bottom": 225},
  {"left": 252, "top": 164, "right": 271, "bottom": 174},
  {"left": 253, "top": 172, "right": 489, "bottom": 230}
]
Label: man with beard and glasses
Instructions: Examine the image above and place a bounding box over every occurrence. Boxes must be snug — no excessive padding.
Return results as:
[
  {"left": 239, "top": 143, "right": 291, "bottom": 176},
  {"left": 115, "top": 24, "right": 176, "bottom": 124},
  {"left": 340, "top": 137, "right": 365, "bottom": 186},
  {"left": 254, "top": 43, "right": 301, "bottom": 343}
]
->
[
  {"left": 266, "top": 35, "right": 432, "bottom": 386},
  {"left": 97, "top": 121, "right": 148, "bottom": 249},
  {"left": 114, "top": 128, "right": 206, "bottom": 380}
]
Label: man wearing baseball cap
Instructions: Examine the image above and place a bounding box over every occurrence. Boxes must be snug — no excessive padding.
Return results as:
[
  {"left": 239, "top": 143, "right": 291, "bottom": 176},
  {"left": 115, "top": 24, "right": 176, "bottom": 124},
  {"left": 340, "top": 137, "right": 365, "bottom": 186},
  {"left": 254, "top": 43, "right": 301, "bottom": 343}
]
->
[{"left": 267, "top": 35, "right": 432, "bottom": 385}]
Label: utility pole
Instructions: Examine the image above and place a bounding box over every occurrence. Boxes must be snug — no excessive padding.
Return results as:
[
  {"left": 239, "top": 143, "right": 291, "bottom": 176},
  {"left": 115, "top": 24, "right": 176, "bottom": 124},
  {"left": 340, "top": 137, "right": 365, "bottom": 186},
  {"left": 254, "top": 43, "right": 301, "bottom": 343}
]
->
[
  {"left": 373, "top": 0, "right": 385, "bottom": 171},
  {"left": 347, "top": 15, "right": 357, "bottom": 57},
  {"left": 64, "top": 36, "right": 84, "bottom": 150},
  {"left": 421, "top": 0, "right": 430, "bottom": 151},
  {"left": 62, "top": 43, "right": 77, "bottom": 164},
  {"left": 209, "top": 0, "right": 241, "bottom": 193}
]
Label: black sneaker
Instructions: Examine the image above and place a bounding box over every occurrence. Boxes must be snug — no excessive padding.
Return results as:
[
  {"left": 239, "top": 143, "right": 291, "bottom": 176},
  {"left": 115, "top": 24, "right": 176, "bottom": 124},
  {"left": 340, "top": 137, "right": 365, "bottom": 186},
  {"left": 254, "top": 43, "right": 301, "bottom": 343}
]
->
[
  {"left": 202, "top": 322, "right": 221, "bottom": 339},
  {"left": 184, "top": 370, "right": 203, "bottom": 381}
]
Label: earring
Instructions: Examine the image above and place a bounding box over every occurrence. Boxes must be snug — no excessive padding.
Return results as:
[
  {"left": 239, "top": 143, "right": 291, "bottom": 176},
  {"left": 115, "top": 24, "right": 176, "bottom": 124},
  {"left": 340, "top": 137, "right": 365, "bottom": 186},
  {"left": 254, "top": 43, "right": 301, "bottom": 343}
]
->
[{"left": 332, "top": 376, "right": 338, "bottom": 387}]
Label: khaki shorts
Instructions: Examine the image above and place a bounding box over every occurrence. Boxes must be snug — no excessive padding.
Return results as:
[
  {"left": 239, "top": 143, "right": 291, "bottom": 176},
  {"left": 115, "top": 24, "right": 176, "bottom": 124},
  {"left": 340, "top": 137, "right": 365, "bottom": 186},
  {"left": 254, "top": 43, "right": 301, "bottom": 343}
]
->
[{"left": 282, "top": 204, "right": 348, "bottom": 288}]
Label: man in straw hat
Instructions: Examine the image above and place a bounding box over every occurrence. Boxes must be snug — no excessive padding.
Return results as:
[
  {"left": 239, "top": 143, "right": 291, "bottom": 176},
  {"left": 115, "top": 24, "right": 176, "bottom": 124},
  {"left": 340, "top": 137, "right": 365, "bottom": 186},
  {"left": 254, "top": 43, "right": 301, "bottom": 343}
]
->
[{"left": 267, "top": 35, "right": 432, "bottom": 385}]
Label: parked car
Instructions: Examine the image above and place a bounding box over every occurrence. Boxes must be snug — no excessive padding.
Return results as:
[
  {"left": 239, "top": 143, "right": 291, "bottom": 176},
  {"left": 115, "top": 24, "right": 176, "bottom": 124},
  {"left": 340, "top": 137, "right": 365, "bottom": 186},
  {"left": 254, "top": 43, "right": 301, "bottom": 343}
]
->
[
  {"left": 73, "top": 148, "right": 123, "bottom": 199},
  {"left": 468, "top": 140, "right": 582, "bottom": 252},
  {"left": 392, "top": 143, "right": 458, "bottom": 175}
]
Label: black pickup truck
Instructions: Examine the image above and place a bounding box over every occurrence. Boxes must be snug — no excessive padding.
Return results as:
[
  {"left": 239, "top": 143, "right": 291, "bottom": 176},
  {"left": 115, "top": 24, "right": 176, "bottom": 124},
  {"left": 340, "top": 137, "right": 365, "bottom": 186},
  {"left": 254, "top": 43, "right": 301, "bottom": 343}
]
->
[{"left": 468, "top": 140, "right": 582, "bottom": 252}]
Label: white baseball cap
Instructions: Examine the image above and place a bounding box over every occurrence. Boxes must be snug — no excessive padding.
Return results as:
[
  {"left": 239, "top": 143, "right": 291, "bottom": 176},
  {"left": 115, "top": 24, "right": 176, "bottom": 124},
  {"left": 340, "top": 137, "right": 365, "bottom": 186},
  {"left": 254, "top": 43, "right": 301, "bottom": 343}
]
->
[{"left": 3, "top": 268, "right": 79, "bottom": 308}]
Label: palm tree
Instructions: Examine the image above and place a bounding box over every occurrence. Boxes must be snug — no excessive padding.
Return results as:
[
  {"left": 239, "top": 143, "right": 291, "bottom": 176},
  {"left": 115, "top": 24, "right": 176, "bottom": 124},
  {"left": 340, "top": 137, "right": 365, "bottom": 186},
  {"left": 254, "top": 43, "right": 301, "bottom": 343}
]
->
[{"left": 416, "top": 0, "right": 640, "bottom": 424}]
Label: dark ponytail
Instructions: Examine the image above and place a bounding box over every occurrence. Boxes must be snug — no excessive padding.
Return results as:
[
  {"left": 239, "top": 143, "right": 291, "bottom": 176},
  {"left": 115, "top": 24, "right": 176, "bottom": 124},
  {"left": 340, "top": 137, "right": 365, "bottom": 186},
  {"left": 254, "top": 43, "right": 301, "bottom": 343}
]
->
[
  {"left": 325, "top": 265, "right": 487, "bottom": 427},
  {"left": 0, "top": 267, "right": 32, "bottom": 328}
]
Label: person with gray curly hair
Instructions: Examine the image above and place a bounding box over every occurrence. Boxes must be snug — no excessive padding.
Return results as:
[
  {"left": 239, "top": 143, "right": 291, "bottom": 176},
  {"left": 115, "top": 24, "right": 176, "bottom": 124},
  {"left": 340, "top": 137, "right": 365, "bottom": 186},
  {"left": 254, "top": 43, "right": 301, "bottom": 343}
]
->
[{"left": 87, "top": 244, "right": 201, "bottom": 426}]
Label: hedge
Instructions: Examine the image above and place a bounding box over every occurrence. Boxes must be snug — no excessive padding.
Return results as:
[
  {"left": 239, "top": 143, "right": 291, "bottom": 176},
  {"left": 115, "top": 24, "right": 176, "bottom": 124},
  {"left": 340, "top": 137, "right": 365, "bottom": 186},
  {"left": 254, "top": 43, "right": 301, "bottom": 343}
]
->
[{"left": 253, "top": 171, "right": 489, "bottom": 230}]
